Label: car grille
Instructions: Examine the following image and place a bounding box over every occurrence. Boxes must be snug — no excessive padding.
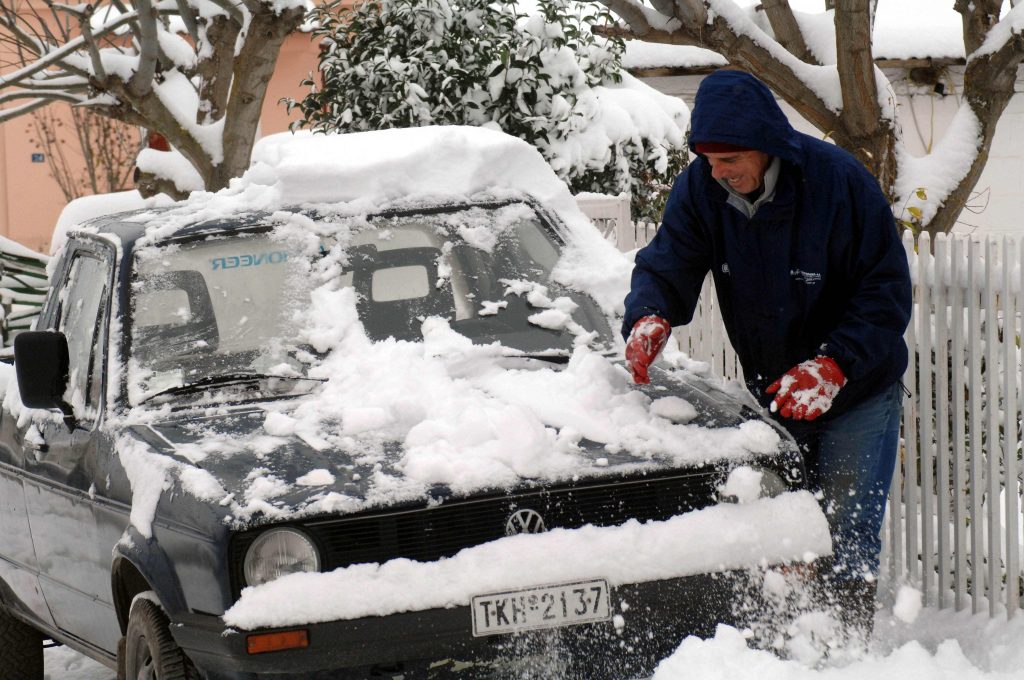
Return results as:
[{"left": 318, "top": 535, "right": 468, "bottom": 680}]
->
[{"left": 230, "top": 469, "right": 723, "bottom": 595}]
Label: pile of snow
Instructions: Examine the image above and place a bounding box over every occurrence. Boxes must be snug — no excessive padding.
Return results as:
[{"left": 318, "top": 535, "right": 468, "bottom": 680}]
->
[{"left": 653, "top": 620, "right": 1020, "bottom": 680}]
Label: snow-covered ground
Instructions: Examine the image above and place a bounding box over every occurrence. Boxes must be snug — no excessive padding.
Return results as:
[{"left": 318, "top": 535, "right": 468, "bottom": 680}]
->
[{"left": 48, "top": 602, "right": 1024, "bottom": 679}]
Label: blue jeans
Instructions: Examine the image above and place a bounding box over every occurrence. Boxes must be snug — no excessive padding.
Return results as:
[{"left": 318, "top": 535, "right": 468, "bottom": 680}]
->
[{"left": 776, "top": 382, "right": 902, "bottom": 581}]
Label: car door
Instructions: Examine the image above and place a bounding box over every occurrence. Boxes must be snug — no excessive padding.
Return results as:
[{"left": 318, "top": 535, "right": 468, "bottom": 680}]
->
[
  {"left": 0, "top": 423, "right": 53, "bottom": 629},
  {"left": 20, "top": 239, "right": 124, "bottom": 653},
  {"left": 0, "top": 249, "right": 75, "bottom": 632}
]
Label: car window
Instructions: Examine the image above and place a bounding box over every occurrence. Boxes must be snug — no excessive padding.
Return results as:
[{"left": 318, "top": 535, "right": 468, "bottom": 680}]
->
[
  {"left": 351, "top": 207, "right": 612, "bottom": 351},
  {"left": 129, "top": 233, "right": 317, "bottom": 400},
  {"left": 55, "top": 252, "right": 110, "bottom": 419},
  {"left": 127, "top": 203, "right": 613, "bottom": 405}
]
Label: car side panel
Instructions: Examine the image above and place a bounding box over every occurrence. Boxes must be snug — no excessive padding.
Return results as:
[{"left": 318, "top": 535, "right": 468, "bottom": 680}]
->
[
  {"left": 23, "top": 433, "right": 124, "bottom": 652},
  {"left": 0, "top": 463, "right": 54, "bottom": 628},
  {"left": 0, "top": 398, "right": 57, "bottom": 627}
]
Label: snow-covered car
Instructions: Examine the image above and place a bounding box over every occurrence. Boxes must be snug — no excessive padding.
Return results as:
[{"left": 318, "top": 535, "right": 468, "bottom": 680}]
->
[{"left": 0, "top": 127, "right": 830, "bottom": 680}]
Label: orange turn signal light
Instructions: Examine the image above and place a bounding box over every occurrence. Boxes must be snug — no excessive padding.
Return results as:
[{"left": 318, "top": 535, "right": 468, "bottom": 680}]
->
[{"left": 246, "top": 629, "right": 310, "bottom": 654}]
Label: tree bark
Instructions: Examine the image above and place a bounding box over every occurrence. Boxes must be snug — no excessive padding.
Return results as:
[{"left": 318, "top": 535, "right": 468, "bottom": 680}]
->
[
  {"left": 833, "top": 0, "right": 896, "bottom": 196},
  {"left": 923, "top": 59, "right": 1020, "bottom": 236},
  {"left": 760, "top": 0, "right": 815, "bottom": 64},
  {"left": 920, "top": 0, "right": 1024, "bottom": 236},
  {"left": 196, "top": 16, "right": 240, "bottom": 125},
  {"left": 209, "top": 4, "right": 306, "bottom": 191}
]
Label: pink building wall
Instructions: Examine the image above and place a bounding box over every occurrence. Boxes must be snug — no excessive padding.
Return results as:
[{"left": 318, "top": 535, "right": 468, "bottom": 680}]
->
[{"left": 0, "top": 30, "right": 321, "bottom": 254}]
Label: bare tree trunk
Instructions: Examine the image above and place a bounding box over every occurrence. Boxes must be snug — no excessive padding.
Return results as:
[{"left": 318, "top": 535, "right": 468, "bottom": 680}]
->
[
  {"left": 833, "top": 0, "right": 896, "bottom": 198},
  {"left": 196, "top": 16, "right": 240, "bottom": 124},
  {"left": 922, "top": 61, "right": 1016, "bottom": 237},
  {"left": 209, "top": 3, "right": 306, "bottom": 190},
  {"left": 760, "top": 0, "right": 815, "bottom": 64},
  {"left": 919, "top": 0, "right": 1022, "bottom": 236}
]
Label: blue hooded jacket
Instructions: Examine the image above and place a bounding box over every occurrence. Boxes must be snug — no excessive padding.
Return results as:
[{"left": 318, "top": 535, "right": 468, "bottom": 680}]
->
[{"left": 623, "top": 70, "right": 912, "bottom": 417}]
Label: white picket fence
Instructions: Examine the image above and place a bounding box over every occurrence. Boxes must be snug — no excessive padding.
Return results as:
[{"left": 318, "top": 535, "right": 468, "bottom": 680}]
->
[
  {"left": 586, "top": 197, "right": 1024, "bottom": 620},
  {"left": 891, "top": 232, "right": 1022, "bottom": 619}
]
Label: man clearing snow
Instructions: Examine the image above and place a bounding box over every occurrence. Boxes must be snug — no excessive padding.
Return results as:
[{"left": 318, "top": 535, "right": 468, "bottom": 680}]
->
[{"left": 622, "top": 69, "right": 912, "bottom": 642}]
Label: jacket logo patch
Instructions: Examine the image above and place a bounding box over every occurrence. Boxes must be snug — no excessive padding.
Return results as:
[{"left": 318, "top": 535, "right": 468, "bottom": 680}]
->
[
  {"left": 721, "top": 263, "right": 730, "bottom": 275},
  {"left": 790, "top": 269, "right": 821, "bottom": 285}
]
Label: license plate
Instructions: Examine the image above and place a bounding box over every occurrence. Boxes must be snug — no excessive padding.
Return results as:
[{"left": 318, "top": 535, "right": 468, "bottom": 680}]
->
[{"left": 471, "top": 578, "right": 611, "bottom": 636}]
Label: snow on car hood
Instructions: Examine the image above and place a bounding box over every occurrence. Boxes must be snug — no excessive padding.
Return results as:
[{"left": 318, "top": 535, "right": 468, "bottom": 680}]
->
[{"left": 118, "top": 328, "right": 786, "bottom": 533}]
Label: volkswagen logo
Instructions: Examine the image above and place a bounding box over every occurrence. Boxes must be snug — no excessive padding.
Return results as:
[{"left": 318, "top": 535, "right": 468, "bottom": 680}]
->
[{"left": 505, "top": 508, "right": 546, "bottom": 536}]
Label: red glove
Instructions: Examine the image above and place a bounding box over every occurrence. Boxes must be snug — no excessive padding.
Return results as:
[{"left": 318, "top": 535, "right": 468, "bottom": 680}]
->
[
  {"left": 766, "top": 356, "right": 846, "bottom": 421},
  {"left": 625, "top": 315, "right": 672, "bottom": 384}
]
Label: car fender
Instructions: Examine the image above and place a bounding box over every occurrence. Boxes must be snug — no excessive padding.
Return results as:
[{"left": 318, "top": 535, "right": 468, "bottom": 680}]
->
[{"left": 110, "top": 524, "right": 189, "bottom": 634}]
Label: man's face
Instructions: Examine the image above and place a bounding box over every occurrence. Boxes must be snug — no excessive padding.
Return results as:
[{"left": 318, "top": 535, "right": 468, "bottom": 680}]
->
[{"left": 704, "top": 150, "right": 771, "bottom": 195}]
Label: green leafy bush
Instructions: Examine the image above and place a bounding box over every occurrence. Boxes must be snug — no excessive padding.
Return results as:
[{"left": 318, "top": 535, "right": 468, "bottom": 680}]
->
[{"left": 290, "top": 0, "right": 688, "bottom": 222}]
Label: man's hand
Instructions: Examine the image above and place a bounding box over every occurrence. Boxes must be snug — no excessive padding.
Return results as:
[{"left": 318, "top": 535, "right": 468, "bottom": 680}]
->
[
  {"left": 625, "top": 316, "right": 672, "bottom": 384},
  {"left": 766, "top": 356, "right": 846, "bottom": 420}
]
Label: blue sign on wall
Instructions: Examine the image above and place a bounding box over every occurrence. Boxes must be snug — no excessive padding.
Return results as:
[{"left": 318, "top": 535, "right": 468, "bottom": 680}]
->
[{"left": 31, "top": 153, "right": 44, "bottom": 163}]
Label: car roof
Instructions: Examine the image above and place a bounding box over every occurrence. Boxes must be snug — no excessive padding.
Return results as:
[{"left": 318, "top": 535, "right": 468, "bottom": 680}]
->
[
  {"left": 56, "top": 127, "right": 595, "bottom": 254},
  {"left": 66, "top": 197, "right": 551, "bottom": 253}
]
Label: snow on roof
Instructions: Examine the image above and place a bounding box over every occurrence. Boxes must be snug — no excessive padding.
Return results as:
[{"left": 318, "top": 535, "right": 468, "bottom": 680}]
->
[
  {"left": 621, "top": 0, "right": 995, "bottom": 71},
  {"left": 130, "top": 126, "right": 632, "bottom": 313},
  {"left": 50, "top": 189, "right": 176, "bottom": 264},
  {"left": 246, "top": 126, "right": 585, "bottom": 218}
]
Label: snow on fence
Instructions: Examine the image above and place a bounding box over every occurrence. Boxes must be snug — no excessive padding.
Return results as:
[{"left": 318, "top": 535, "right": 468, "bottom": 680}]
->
[{"left": 579, "top": 194, "right": 1024, "bottom": 620}]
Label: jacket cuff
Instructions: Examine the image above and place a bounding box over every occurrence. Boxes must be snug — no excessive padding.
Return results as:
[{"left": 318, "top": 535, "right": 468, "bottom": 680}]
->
[
  {"left": 817, "top": 342, "right": 851, "bottom": 378},
  {"left": 621, "top": 307, "right": 667, "bottom": 341}
]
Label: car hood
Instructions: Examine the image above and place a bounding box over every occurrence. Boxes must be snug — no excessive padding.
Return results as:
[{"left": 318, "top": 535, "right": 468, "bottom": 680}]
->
[{"left": 118, "top": 359, "right": 797, "bottom": 529}]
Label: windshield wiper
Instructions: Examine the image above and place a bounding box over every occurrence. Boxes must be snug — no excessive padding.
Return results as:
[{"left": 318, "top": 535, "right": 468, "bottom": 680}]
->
[
  {"left": 501, "top": 351, "right": 571, "bottom": 364},
  {"left": 140, "top": 373, "right": 324, "bottom": 404}
]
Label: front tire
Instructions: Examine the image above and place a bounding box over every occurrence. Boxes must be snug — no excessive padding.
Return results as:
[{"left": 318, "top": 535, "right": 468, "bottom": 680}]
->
[
  {"left": 0, "top": 604, "right": 43, "bottom": 680},
  {"left": 124, "top": 597, "right": 199, "bottom": 680}
]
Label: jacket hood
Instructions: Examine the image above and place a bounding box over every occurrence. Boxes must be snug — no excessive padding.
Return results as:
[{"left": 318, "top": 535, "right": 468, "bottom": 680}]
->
[{"left": 688, "top": 70, "right": 802, "bottom": 164}]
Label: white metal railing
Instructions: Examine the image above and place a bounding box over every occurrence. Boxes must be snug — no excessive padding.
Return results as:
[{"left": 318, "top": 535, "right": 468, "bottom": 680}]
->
[{"left": 580, "top": 194, "right": 1024, "bottom": 620}]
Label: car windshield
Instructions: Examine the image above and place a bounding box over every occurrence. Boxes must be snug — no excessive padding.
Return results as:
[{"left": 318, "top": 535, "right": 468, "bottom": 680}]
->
[{"left": 128, "top": 203, "right": 612, "bottom": 405}]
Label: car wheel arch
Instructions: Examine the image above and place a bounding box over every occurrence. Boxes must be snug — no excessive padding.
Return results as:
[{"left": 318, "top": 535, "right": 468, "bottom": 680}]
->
[
  {"left": 112, "top": 557, "right": 153, "bottom": 635},
  {"left": 111, "top": 529, "right": 189, "bottom": 636}
]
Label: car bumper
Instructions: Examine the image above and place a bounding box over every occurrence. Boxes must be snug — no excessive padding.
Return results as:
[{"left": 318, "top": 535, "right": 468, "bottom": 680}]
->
[{"left": 172, "top": 570, "right": 753, "bottom": 680}]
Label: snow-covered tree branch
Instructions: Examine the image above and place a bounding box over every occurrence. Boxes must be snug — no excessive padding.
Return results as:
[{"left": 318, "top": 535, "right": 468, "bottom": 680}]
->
[
  {"left": 596, "top": 0, "right": 1024, "bottom": 236},
  {"left": 0, "top": 0, "right": 308, "bottom": 199}
]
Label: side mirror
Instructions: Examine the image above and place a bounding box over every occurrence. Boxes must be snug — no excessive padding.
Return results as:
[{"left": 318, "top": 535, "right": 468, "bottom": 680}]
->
[{"left": 14, "top": 331, "right": 72, "bottom": 415}]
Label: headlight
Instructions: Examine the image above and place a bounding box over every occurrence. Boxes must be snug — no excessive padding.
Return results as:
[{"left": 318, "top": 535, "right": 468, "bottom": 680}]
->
[{"left": 244, "top": 527, "right": 321, "bottom": 587}]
